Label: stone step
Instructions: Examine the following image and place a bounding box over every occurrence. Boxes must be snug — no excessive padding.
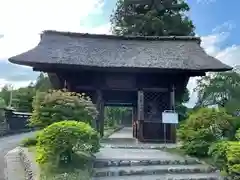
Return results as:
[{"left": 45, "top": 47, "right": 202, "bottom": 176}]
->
[
  {"left": 92, "top": 173, "right": 224, "bottom": 180},
  {"left": 93, "top": 164, "right": 217, "bottom": 177},
  {"left": 101, "top": 144, "right": 180, "bottom": 150},
  {"left": 94, "top": 159, "right": 201, "bottom": 168}
]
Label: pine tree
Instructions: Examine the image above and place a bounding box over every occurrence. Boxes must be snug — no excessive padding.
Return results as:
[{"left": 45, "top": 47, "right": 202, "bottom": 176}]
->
[{"left": 111, "top": 0, "right": 195, "bottom": 36}]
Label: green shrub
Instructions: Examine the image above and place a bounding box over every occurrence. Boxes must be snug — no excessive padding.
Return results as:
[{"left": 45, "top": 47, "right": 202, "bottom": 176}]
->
[
  {"left": 227, "top": 142, "right": 240, "bottom": 177},
  {"left": 227, "top": 117, "right": 240, "bottom": 140},
  {"left": 29, "top": 90, "right": 98, "bottom": 128},
  {"left": 36, "top": 120, "right": 100, "bottom": 167},
  {"left": 20, "top": 132, "right": 41, "bottom": 147},
  {"left": 21, "top": 136, "right": 38, "bottom": 147},
  {"left": 235, "top": 128, "right": 240, "bottom": 141},
  {"left": 178, "top": 108, "right": 233, "bottom": 157},
  {"left": 180, "top": 128, "right": 215, "bottom": 157},
  {"left": 208, "top": 141, "right": 229, "bottom": 171}
]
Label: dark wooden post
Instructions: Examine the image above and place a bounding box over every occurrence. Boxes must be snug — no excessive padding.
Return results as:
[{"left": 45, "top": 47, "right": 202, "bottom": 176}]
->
[
  {"left": 96, "top": 90, "right": 104, "bottom": 137},
  {"left": 132, "top": 106, "right": 137, "bottom": 138},
  {"left": 137, "top": 90, "right": 144, "bottom": 141},
  {"left": 170, "top": 85, "right": 176, "bottom": 143}
]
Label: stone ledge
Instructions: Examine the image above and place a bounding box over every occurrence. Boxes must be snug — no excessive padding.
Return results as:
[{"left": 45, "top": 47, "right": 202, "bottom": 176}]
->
[
  {"left": 18, "top": 147, "right": 39, "bottom": 180},
  {"left": 4, "top": 147, "right": 39, "bottom": 180},
  {"left": 4, "top": 147, "right": 25, "bottom": 180}
]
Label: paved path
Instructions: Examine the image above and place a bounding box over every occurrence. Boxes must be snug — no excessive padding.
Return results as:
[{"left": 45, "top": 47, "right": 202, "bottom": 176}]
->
[{"left": 0, "top": 132, "right": 36, "bottom": 180}]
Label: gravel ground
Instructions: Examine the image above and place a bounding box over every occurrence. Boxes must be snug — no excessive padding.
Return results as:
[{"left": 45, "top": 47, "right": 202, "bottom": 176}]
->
[{"left": 0, "top": 132, "right": 36, "bottom": 180}]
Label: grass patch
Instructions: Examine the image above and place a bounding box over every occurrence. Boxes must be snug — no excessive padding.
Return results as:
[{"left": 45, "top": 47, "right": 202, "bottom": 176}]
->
[
  {"left": 28, "top": 146, "right": 94, "bottom": 180},
  {"left": 164, "top": 147, "right": 214, "bottom": 166}
]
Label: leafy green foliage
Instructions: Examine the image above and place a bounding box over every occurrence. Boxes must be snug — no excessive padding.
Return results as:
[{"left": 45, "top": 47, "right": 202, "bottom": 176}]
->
[
  {"left": 178, "top": 108, "right": 234, "bottom": 157},
  {"left": 0, "top": 73, "right": 52, "bottom": 112},
  {"left": 35, "top": 72, "right": 52, "bottom": 92},
  {"left": 175, "top": 88, "right": 190, "bottom": 121},
  {"left": 36, "top": 121, "right": 100, "bottom": 167},
  {"left": 29, "top": 90, "right": 98, "bottom": 128},
  {"left": 226, "top": 142, "right": 240, "bottom": 176},
  {"left": 40, "top": 169, "right": 91, "bottom": 180},
  {"left": 0, "top": 97, "right": 6, "bottom": 123},
  {"left": 12, "top": 86, "right": 36, "bottom": 112},
  {"left": 235, "top": 128, "right": 240, "bottom": 141},
  {"left": 195, "top": 71, "right": 240, "bottom": 113},
  {"left": 208, "top": 141, "right": 229, "bottom": 171},
  {"left": 0, "top": 84, "right": 12, "bottom": 106},
  {"left": 111, "top": 0, "right": 195, "bottom": 36},
  {"left": 105, "top": 107, "right": 129, "bottom": 127},
  {"left": 20, "top": 136, "right": 38, "bottom": 147},
  {"left": 208, "top": 140, "right": 240, "bottom": 177},
  {"left": 0, "top": 97, "right": 6, "bottom": 108}
]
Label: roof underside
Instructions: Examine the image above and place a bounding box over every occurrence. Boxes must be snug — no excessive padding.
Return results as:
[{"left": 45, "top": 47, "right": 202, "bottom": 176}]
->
[{"left": 9, "top": 30, "right": 232, "bottom": 72}]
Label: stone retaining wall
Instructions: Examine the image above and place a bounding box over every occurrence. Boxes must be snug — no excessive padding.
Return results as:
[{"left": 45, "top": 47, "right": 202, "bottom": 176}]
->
[{"left": 4, "top": 147, "right": 39, "bottom": 180}]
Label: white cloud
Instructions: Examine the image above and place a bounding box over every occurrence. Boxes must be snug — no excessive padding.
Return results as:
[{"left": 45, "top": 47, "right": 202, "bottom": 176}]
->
[
  {"left": 0, "top": 0, "right": 107, "bottom": 59},
  {"left": 0, "top": 0, "right": 111, "bottom": 88},
  {"left": 186, "top": 24, "right": 240, "bottom": 107}
]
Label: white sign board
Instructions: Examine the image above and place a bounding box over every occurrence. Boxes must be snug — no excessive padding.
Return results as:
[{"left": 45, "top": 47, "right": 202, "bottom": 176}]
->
[{"left": 162, "top": 112, "right": 179, "bottom": 124}]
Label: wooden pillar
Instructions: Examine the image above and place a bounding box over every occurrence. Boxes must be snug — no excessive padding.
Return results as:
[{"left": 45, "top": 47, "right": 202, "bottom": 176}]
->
[
  {"left": 96, "top": 90, "right": 104, "bottom": 137},
  {"left": 137, "top": 90, "right": 144, "bottom": 141},
  {"left": 132, "top": 106, "right": 137, "bottom": 138},
  {"left": 170, "top": 85, "right": 176, "bottom": 143}
]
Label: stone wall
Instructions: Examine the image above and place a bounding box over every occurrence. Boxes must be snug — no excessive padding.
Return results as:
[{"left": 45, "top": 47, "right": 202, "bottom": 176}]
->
[{"left": 0, "top": 108, "right": 8, "bottom": 135}]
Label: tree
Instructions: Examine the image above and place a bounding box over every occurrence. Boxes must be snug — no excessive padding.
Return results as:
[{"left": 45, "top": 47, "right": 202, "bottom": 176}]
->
[
  {"left": 195, "top": 70, "right": 240, "bottom": 114},
  {"left": 105, "top": 107, "right": 129, "bottom": 127},
  {"left": 35, "top": 72, "right": 52, "bottom": 92},
  {"left": 111, "top": 0, "right": 195, "bottom": 36},
  {"left": 12, "top": 86, "right": 36, "bottom": 112},
  {"left": 0, "top": 84, "right": 13, "bottom": 106},
  {"left": 0, "top": 97, "right": 5, "bottom": 108},
  {"left": 175, "top": 88, "right": 190, "bottom": 121}
]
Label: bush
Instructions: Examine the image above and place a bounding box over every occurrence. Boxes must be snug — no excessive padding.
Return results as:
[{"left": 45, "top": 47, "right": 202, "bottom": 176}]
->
[
  {"left": 179, "top": 128, "right": 216, "bottom": 157},
  {"left": 20, "top": 132, "right": 41, "bottom": 147},
  {"left": 29, "top": 90, "right": 98, "bottom": 128},
  {"left": 21, "top": 136, "right": 38, "bottom": 147},
  {"left": 208, "top": 141, "right": 229, "bottom": 171},
  {"left": 235, "top": 128, "right": 240, "bottom": 141},
  {"left": 227, "top": 142, "right": 240, "bottom": 177},
  {"left": 36, "top": 120, "right": 100, "bottom": 167},
  {"left": 178, "top": 108, "right": 233, "bottom": 157}
]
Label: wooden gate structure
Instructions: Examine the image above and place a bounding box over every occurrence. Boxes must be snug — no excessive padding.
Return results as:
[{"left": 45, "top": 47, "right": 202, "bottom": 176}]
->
[{"left": 9, "top": 31, "right": 232, "bottom": 143}]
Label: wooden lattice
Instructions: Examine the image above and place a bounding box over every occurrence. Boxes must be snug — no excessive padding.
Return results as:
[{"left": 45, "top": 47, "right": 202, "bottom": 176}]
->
[{"left": 144, "top": 91, "right": 170, "bottom": 122}]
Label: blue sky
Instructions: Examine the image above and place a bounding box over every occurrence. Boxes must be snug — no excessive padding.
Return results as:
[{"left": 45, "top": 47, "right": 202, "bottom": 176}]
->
[{"left": 0, "top": 0, "right": 239, "bottom": 107}]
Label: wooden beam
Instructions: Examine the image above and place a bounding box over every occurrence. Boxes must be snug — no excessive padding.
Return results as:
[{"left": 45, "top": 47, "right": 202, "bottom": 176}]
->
[{"left": 142, "top": 87, "right": 168, "bottom": 92}]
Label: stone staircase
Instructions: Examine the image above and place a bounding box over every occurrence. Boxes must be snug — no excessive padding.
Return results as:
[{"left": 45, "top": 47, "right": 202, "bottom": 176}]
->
[
  {"left": 93, "top": 148, "right": 222, "bottom": 180},
  {"left": 93, "top": 128, "right": 223, "bottom": 180}
]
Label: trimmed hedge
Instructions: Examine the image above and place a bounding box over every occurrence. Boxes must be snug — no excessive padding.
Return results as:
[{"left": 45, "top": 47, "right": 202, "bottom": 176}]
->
[{"left": 36, "top": 120, "right": 100, "bottom": 167}]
